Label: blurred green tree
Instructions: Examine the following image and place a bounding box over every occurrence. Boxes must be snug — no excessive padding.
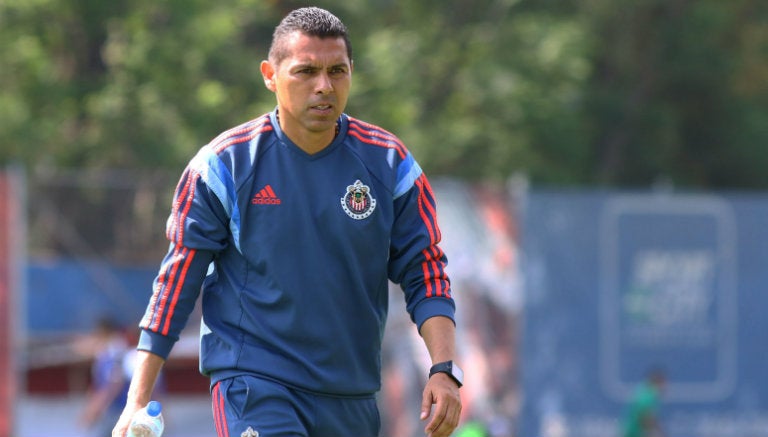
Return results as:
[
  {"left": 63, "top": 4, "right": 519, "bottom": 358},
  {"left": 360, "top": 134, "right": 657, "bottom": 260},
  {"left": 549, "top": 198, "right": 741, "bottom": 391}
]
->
[
  {"left": 0, "top": 0, "right": 277, "bottom": 169},
  {"left": 581, "top": 0, "right": 768, "bottom": 188},
  {"left": 1, "top": 0, "right": 767, "bottom": 187}
]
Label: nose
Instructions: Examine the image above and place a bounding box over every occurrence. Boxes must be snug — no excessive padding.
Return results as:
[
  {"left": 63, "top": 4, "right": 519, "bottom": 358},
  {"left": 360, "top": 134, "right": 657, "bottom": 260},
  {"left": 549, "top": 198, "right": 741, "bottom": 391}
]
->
[{"left": 315, "top": 72, "right": 333, "bottom": 95}]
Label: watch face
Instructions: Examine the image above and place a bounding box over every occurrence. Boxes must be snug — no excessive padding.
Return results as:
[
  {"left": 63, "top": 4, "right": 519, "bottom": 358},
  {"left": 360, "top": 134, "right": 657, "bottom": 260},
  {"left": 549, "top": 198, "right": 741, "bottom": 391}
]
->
[
  {"left": 452, "top": 363, "right": 464, "bottom": 384},
  {"left": 430, "top": 361, "right": 464, "bottom": 387}
]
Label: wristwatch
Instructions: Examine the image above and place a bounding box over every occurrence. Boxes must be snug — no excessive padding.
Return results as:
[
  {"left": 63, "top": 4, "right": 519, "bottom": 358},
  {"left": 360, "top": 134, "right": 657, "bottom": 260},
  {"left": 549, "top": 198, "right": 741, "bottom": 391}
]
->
[{"left": 429, "top": 361, "right": 464, "bottom": 388}]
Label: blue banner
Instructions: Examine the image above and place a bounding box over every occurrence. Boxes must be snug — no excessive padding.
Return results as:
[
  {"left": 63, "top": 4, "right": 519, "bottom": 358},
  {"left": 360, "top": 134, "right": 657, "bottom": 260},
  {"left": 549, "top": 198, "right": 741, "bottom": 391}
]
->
[{"left": 520, "top": 191, "right": 768, "bottom": 437}]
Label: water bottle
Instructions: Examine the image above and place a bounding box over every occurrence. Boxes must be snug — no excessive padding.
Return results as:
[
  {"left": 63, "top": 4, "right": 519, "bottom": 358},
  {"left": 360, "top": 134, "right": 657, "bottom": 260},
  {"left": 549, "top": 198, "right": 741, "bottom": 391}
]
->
[{"left": 127, "top": 400, "right": 165, "bottom": 437}]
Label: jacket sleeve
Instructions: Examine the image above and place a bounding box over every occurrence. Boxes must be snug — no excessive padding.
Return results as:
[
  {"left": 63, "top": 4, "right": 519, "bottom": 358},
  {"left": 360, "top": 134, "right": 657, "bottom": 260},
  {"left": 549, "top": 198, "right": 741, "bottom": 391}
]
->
[
  {"left": 137, "top": 147, "right": 233, "bottom": 359},
  {"left": 388, "top": 152, "right": 455, "bottom": 331}
]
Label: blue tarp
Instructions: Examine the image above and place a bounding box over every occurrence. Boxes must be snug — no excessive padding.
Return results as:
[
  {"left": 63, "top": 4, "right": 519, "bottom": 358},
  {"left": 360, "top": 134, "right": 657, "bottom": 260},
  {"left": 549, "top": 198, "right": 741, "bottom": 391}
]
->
[{"left": 27, "top": 259, "right": 156, "bottom": 333}]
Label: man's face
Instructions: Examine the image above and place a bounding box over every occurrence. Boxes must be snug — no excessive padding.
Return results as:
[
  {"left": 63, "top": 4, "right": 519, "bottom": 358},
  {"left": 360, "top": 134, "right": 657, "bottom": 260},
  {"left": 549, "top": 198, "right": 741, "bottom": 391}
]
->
[{"left": 261, "top": 32, "right": 352, "bottom": 150}]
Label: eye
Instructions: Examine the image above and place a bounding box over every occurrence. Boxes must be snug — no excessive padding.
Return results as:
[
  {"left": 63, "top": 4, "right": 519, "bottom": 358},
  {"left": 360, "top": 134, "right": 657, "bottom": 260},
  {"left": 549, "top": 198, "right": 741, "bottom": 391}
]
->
[{"left": 294, "top": 67, "right": 317, "bottom": 75}]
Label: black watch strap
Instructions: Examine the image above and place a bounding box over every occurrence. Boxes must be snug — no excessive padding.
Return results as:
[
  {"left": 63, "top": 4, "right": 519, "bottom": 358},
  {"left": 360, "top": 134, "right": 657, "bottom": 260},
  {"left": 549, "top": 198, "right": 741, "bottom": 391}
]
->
[{"left": 429, "top": 360, "right": 463, "bottom": 388}]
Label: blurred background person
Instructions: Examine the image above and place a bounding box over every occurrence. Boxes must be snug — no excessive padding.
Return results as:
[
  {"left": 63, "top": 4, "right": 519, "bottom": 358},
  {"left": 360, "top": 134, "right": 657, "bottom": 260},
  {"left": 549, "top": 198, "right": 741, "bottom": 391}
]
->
[
  {"left": 78, "top": 317, "right": 132, "bottom": 437},
  {"left": 621, "top": 369, "right": 667, "bottom": 437}
]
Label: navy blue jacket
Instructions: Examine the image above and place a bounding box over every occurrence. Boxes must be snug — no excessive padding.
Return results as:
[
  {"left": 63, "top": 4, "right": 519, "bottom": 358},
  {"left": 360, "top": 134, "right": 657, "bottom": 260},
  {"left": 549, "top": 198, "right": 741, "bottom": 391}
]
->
[{"left": 138, "top": 110, "right": 455, "bottom": 396}]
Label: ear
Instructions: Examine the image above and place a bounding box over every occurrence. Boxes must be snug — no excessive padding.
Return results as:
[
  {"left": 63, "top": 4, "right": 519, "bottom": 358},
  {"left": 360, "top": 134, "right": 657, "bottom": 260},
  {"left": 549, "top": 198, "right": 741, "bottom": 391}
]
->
[{"left": 261, "top": 60, "right": 276, "bottom": 92}]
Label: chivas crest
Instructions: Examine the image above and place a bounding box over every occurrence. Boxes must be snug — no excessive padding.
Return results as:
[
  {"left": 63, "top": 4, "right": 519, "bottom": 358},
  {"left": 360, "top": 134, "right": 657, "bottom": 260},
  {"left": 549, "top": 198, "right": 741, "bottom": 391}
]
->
[{"left": 341, "top": 179, "right": 377, "bottom": 219}]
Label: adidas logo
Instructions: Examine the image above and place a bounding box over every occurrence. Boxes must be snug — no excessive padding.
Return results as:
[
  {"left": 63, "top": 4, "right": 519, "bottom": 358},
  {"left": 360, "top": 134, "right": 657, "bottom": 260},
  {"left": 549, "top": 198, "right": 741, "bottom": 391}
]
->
[{"left": 251, "top": 184, "right": 281, "bottom": 205}]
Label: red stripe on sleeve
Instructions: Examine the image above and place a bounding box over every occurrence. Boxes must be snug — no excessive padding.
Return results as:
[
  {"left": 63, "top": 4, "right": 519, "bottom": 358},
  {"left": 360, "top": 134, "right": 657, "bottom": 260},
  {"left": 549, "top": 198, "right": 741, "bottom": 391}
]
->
[
  {"left": 161, "top": 248, "right": 196, "bottom": 335},
  {"left": 422, "top": 258, "right": 434, "bottom": 298},
  {"left": 141, "top": 247, "right": 173, "bottom": 331},
  {"left": 415, "top": 177, "right": 437, "bottom": 244},
  {"left": 213, "top": 128, "right": 272, "bottom": 154},
  {"left": 414, "top": 175, "right": 450, "bottom": 298},
  {"left": 150, "top": 247, "right": 188, "bottom": 332},
  {"left": 175, "top": 171, "right": 199, "bottom": 245},
  {"left": 419, "top": 175, "right": 443, "bottom": 242},
  {"left": 430, "top": 246, "right": 444, "bottom": 297},
  {"left": 347, "top": 121, "right": 408, "bottom": 159},
  {"left": 209, "top": 115, "right": 270, "bottom": 150},
  {"left": 420, "top": 247, "right": 450, "bottom": 298},
  {"left": 167, "top": 169, "right": 194, "bottom": 242},
  {"left": 422, "top": 246, "right": 451, "bottom": 298},
  {"left": 432, "top": 246, "right": 451, "bottom": 298}
]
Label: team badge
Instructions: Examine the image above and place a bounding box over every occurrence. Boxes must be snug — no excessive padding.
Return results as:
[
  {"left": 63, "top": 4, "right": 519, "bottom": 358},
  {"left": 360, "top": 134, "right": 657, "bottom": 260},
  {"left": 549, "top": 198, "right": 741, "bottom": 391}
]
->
[
  {"left": 241, "top": 427, "right": 259, "bottom": 437},
  {"left": 341, "top": 179, "right": 377, "bottom": 220}
]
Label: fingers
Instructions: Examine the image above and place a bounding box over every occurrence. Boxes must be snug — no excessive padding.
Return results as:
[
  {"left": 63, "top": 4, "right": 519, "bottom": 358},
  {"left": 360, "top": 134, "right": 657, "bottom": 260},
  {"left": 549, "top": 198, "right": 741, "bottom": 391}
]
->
[
  {"left": 420, "top": 389, "right": 434, "bottom": 421},
  {"left": 426, "top": 398, "right": 461, "bottom": 437},
  {"left": 112, "top": 418, "right": 130, "bottom": 437},
  {"left": 111, "top": 423, "right": 127, "bottom": 437},
  {"left": 112, "top": 406, "right": 138, "bottom": 437},
  {"left": 421, "top": 374, "right": 462, "bottom": 437},
  {"left": 425, "top": 400, "right": 447, "bottom": 436}
]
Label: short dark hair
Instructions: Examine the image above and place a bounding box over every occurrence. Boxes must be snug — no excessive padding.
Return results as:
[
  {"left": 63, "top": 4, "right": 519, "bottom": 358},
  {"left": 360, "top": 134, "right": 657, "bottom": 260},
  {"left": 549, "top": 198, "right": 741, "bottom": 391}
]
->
[{"left": 268, "top": 7, "right": 352, "bottom": 65}]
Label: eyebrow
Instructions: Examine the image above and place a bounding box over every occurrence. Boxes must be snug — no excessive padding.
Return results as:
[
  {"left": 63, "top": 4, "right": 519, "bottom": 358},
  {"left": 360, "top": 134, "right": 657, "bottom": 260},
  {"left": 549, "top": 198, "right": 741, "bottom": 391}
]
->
[
  {"left": 292, "top": 61, "right": 349, "bottom": 70},
  {"left": 294, "top": 60, "right": 349, "bottom": 68}
]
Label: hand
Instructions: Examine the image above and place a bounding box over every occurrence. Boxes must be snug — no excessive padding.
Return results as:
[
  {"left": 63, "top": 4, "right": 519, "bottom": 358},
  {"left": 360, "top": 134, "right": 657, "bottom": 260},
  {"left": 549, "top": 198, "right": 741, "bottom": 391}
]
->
[
  {"left": 111, "top": 350, "right": 166, "bottom": 436},
  {"left": 420, "top": 372, "right": 462, "bottom": 437},
  {"left": 111, "top": 402, "right": 142, "bottom": 437}
]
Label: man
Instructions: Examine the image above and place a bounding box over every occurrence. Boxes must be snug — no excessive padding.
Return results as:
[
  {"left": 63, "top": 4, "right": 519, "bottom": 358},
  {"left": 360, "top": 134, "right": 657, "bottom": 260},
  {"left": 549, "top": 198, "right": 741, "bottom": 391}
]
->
[
  {"left": 79, "top": 318, "right": 131, "bottom": 437},
  {"left": 621, "top": 369, "right": 666, "bottom": 437},
  {"left": 112, "top": 7, "right": 462, "bottom": 437}
]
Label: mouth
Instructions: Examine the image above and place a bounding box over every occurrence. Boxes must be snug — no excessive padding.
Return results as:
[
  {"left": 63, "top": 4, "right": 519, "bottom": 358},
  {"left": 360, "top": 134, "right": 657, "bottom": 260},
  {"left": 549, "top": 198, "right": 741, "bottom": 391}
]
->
[{"left": 310, "top": 103, "right": 334, "bottom": 113}]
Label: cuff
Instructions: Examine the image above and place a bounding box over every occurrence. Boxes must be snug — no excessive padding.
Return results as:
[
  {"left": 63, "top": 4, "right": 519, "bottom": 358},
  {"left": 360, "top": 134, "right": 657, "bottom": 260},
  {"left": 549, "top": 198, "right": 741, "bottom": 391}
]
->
[
  {"left": 413, "top": 297, "right": 456, "bottom": 333},
  {"left": 137, "top": 328, "right": 177, "bottom": 360}
]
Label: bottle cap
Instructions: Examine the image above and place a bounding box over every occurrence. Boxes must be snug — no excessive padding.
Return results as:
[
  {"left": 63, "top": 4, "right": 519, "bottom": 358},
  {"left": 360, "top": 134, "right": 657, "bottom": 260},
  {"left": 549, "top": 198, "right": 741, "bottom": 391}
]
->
[{"left": 146, "top": 400, "right": 162, "bottom": 417}]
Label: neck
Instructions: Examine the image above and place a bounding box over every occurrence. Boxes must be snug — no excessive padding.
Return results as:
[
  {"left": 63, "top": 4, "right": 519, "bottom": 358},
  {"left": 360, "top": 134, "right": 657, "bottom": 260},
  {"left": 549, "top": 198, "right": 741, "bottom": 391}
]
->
[
  {"left": 287, "top": 129, "right": 337, "bottom": 154},
  {"left": 276, "top": 111, "right": 340, "bottom": 154}
]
